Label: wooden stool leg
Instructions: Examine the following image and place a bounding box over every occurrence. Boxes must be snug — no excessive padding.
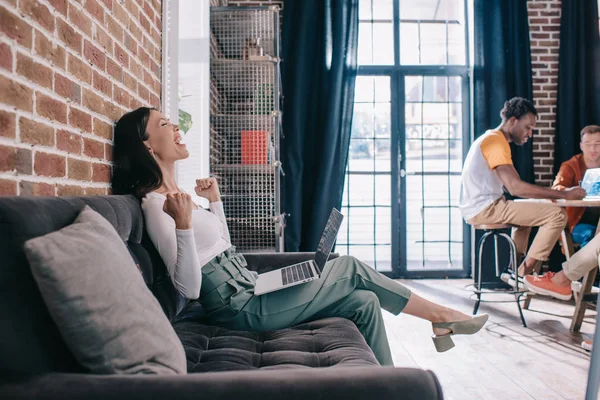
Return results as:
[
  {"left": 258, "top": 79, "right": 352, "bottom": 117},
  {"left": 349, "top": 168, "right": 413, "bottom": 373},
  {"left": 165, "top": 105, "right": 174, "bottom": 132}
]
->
[
  {"left": 522, "top": 260, "right": 542, "bottom": 310},
  {"left": 571, "top": 268, "right": 598, "bottom": 332}
]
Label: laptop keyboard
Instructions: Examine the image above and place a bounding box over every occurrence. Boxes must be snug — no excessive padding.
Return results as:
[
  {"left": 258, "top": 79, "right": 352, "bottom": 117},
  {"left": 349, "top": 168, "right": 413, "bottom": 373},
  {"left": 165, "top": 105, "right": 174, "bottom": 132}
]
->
[{"left": 281, "top": 262, "right": 315, "bottom": 285}]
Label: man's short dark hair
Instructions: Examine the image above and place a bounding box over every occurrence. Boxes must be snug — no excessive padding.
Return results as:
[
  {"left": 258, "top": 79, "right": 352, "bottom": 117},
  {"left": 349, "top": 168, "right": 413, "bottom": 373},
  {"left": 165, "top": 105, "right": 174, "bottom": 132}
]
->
[
  {"left": 580, "top": 125, "right": 600, "bottom": 140},
  {"left": 500, "top": 97, "right": 538, "bottom": 121}
]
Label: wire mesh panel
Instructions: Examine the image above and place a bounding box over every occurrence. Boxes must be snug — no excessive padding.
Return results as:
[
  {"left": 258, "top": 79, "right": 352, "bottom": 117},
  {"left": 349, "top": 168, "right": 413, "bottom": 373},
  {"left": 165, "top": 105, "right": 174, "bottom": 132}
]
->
[{"left": 210, "top": 6, "right": 283, "bottom": 252}]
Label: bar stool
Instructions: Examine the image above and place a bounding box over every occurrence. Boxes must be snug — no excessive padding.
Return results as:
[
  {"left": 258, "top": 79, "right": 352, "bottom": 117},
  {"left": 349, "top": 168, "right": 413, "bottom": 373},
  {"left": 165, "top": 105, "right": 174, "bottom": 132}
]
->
[{"left": 470, "top": 223, "right": 528, "bottom": 327}]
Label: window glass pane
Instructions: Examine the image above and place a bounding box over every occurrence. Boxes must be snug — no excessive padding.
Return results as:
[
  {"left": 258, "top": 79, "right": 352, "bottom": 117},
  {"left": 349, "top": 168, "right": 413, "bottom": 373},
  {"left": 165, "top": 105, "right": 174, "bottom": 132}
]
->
[
  {"left": 349, "top": 139, "right": 375, "bottom": 169},
  {"left": 375, "top": 245, "right": 392, "bottom": 271},
  {"left": 349, "top": 208, "right": 375, "bottom": 244},
  {"left": 348, "top": 174, "right": 374, "bottom": 205},
  {"left": 352, "top": 103, "right": 374, "bottom": 139},
  {"left": 423, "top": 76, "right": 448, "bottom": 102},
  {"left": 372, "top": 0, "right": 393, "bottom": 20},
  {"left": 375, "top": 207, "right": 392, "bottom": 242},
  {"left": 359, "top": 0, "right": 373, "bottom": 20},
  {"left": 372, "top": 23, "right": 394, "bottom": 65},
  {"left": 420, "top": 23, "right": 447, "bottom": 64},
  {"left": 374, "top": 77, "right": 391, "bottom": 102},
  {"left": 355, "top": 76, "right": 375, "bottom": 103},
  {"left": 448, "top": 76, "right": 462, "bottom": 102},
  {"left": 374, "top": 174, "right": 392, "bottom": 203},
  {"left": 374, "top": 103, "right": 391, "bottom": 138},
  {"left": 400, "top": 0, "right": 464, "bottom": 22},
  {"left": 400, "top": 23, "right": 420, "bottom": 64},
  {"left": 358, "top": 23, "right": 374, "bottom": 64},
  {"left": 448, "top": 23, "right": 466, "bottom": 64}
]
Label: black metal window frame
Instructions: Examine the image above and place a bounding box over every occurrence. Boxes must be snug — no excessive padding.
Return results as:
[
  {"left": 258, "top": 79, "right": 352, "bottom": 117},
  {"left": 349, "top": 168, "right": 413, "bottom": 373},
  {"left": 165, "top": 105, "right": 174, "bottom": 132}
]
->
[{"left": 342, "top": 0, "right": 472, "bottom": 279}]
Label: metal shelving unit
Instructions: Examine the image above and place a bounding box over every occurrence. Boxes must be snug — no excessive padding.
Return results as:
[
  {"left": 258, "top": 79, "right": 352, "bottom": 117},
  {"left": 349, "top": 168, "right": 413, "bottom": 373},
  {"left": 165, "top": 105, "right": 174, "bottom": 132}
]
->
[{"left": 210, "top": 6, "right": 284, "bottom": 252}]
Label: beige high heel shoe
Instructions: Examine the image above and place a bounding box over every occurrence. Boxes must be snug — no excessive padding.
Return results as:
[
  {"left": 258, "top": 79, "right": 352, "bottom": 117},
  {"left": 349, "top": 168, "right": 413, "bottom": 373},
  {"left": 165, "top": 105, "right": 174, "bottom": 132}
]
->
[{"left": 431, "top": 314, "right": 489, "bottom": 352}]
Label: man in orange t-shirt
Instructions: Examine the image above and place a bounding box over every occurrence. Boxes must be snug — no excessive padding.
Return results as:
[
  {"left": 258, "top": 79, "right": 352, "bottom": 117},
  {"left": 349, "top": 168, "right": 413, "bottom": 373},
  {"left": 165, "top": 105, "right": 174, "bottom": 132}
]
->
[{"left": 552, "top": 125, "right": 600, "bottom": 247}]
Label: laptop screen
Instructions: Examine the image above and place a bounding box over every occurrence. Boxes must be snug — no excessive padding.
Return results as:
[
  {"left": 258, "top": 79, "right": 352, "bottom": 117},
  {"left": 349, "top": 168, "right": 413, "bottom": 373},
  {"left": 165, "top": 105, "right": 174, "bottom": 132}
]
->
[
  {"left": 314, "top": 208, "right": 344, "bottom": 272},
  {"left": 581, "top": 168, "right": 600, "bottom": 196}
]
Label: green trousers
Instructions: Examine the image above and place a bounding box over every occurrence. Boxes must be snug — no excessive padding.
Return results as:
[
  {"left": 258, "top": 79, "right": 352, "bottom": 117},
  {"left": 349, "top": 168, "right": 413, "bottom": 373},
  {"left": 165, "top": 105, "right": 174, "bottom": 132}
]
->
[{"left": 198, "top": 248, "right": 412, "bottom": 366}]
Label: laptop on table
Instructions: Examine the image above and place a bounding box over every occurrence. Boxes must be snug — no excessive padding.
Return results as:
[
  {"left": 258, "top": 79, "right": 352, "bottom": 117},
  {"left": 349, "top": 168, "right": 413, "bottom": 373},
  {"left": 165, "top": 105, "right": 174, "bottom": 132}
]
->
[
  {"left": 254, "top": 208, "right": 344, "bottom": 295},
  {"left": 580, "top": 168, "right": 600, "bottom": 200}
]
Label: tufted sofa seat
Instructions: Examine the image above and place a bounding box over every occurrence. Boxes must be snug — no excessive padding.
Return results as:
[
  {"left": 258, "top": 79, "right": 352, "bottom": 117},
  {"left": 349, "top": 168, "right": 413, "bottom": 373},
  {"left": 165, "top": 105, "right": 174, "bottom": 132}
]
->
[{"left": 0, "top": 195, "right": 443, "bottom": 400}]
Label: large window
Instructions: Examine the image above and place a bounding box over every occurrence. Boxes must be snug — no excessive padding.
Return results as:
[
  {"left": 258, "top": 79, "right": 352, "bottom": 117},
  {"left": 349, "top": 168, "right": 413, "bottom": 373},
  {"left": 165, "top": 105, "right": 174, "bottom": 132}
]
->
[{"left": 337, "top": 0, "right": 470, "bottom": 278}]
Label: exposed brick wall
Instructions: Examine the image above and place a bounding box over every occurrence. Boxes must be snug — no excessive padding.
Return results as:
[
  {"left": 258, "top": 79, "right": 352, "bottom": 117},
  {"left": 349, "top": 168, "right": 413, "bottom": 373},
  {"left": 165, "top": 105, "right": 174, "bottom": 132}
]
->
[
  {"left": 0, "top": 0, "right": 162, "bottom": 196},
  {"left": 528, "top": 0, "right": 561, "bottom": 187}
]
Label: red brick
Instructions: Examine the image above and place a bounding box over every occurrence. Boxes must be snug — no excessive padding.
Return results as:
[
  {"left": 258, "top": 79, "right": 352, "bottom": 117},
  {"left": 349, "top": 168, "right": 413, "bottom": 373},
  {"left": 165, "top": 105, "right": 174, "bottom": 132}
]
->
[
  {"left": 57, "top": 18, "right": 82, "bottom": 53},
  {"left": 0, "top": 179, "right": 17, "bottom": 196},
  {"left": 83, "top": 89, "right": 109, "bottom": 116},
  {"left": 0, "top": 145, "right": 32, "bottom": 174},
  {"left": 129, "top": 59, "right": 141, "bottom": 77},
  {"left": 68, "top": 4, "right": 92, "bottom": 36},
  {"left": 114, "top": 43, "right": 129, "bottom": 67},
  {"left": 149, "top": 93, "right": 159, "bottom": 109},
  {"left": 84, "top": 40, "right": 106, "bottom": 71},
  {"left": 68, "top": 158, "right": 92, "bottom": 180},
  {"left": 542, "top": 25, "right": 560, "bottom": 32},
  {"left": 19, "top": 117, "right": 55, "bottom": 146},
  {"left": 69, "top": 108, "right": 92, "bottom": 132},
  {"left": 20, "top": 181, "right": 55, "bottom": 196},
  {"left": 68, "top": 55, "right": 92, "bottom": 85},
  {"left": 34, "top": 152, "right": 65, "bottom": 177},
  {"left": 55, "top": 73, "right": 82, "bottom": 104},
  {"left": 94, "top": 25, "right": 114, "bottom": 53},
  {"left": 154, "top": 14, "right": 160, "bottom": 30},
  {"left": 142, "top": 1, "right": 153, "bottom": 18},
  {"left": 0, "top": 75, "right": 33, "bottom": 112},
  {"left": 57, "top": 129, "right": 82, "bottom": 154},
  {"left": 16, "top": 53, "right": 52, "bottom": 89},
  {"left": 138, "top": 84, "right": 149, "bottom": 101},
  {"left": 84, "top": 137, "right": 105, "bottom": 159},
  {"left": 93, "top": 71, "right": 112, "bottom": 97},
  {"left": 0, "top": 6, "right": 33, "bottom": 49},
  {"left": 20, "top": 0, "right": 54, "bottom": 33},
  {"left": 34, "top": 33, "right": 66, "bottom": 71},
  {"left": 113, "top": 2, "right": 128, "bottom": 25},
  {"left": 123, "top": 71, "right": 137, "bottom": 92},
  {"left": 124, "top": 32, "right": 137, "bottom": 56},
  {"left": 113, "top": 86, "right": 132, "bottom": 108},
  {"left": 143, "top": 69, "right": 153, "bottom": 87},
  {"left": 92, "top": 163, "right": 111, "bottom": 182},
  {"left": 106, "top": 15, "right": 123, "bottom": 42},
  {"left": 58, "top": 185, "right": 85, "bottom": 196},
  {"left": 129, "top": 20, "right": 142, "bottom": 42},
  {"left": 48, "top": 0, "right": 67, "bottom": 16},
  {"left": 124, "top": 0, "right": 139, "bottom": 17},
  {"left": 104, "top": 143, "right": 113, "bottom": 161},
  {"left": 85, "top": 0, "right": 104, "bottom": 23},
  {"left": 139, "top": 47, "right": 150, "bottom": 68},
  {"left": 106, "top": 58, "right": 123, "bottom": 82},
  {"left": 86, "top": 187, "right": 107, "bottom": 195},
  {"left": 36, "top": 93, "right": 67, "bottom": 124},
  {"left": 93, "top": 118, "right": 113, "bottom": 139},
  {"left": 0, "top": 110, "right": 16, "bottom": 139},
  {"left": 100, "top": 0, "right": 113, "bottom": 11},
  {"left": 0, "top": 42, "right": 12, "bottom": 71}
]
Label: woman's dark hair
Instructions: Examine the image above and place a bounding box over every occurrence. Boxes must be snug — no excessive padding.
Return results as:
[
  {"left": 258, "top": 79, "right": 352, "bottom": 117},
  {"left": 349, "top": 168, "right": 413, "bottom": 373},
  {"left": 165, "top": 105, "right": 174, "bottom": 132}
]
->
[
  {"left": 111, "top": 107, "right": 163, "bottom": 199},
  {"left": 500, "top": 97, "right": 538, "bottom": 121}
]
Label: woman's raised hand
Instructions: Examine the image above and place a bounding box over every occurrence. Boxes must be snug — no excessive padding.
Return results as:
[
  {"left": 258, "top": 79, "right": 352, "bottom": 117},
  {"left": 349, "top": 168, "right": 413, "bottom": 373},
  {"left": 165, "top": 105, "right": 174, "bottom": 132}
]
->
[
  {"left": 195, "top": 177, "right": 221, "bottom": 203},
  {"left": 163, "top": 192, "right": 194, "bottom": 229}
]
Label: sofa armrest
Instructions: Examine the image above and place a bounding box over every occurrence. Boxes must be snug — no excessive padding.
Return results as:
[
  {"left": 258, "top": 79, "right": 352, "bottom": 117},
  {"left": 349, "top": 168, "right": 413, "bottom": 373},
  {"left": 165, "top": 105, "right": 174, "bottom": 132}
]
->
[
  {"left": 0, "top": 367, "right": 443, "bottom": 400},
  {"left": 242, "top": 252, "right": 339, "bottom": 274}
]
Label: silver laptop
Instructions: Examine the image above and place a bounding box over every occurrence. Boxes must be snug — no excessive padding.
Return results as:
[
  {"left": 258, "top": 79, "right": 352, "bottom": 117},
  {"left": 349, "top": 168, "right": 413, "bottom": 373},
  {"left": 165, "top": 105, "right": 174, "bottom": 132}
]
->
[
  {"left": 254, "top": 208, "right": 344, "bottom": 295},
  {"left": 581, "top": 168, "right": 600, "bottom": 199}
]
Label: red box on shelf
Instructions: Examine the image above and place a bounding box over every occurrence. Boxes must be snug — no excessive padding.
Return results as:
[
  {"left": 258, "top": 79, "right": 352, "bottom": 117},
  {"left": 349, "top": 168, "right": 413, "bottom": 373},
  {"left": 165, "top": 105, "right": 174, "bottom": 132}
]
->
[{"left": 241, "top": 130, "right": 269, "bottom": 164}]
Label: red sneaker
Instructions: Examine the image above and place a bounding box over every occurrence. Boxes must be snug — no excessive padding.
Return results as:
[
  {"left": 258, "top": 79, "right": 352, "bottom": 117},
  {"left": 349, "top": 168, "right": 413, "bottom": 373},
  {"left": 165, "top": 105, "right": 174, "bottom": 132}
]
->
[{"left": 524, "top": 272, "right": 572, "bottom": 301}]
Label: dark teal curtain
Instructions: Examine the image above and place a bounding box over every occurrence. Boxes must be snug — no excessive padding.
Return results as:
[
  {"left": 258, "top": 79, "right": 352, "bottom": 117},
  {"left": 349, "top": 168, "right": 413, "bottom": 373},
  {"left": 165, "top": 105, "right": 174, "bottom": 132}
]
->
[
  {"left": 473, "top": 0, "right": 534, "bottom": 184},
  {"left": 281, "top": 0, "right": 359, "bottom": 251},
  {"left": 554, "top": 0, "right": 600, "bottom": 172},
  {"left": 473, "top": 0, "right": 533, "bottom": 286}
]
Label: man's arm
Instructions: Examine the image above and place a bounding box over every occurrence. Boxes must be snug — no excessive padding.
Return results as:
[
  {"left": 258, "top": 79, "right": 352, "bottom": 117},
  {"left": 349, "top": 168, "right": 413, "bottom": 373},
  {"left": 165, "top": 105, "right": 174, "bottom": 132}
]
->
[
  {"left": 496, "top": 164, "right": 584, "bottom": 200},
  {"left": 552, "top": 163, "right": 577, "bottom": 190}
]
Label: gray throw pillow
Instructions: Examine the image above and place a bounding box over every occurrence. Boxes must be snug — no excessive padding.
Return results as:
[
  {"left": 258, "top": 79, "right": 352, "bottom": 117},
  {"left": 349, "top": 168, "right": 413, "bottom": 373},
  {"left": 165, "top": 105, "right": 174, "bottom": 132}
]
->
[{"left": 24, "top": 206, "right": 187, "bottom": 375}]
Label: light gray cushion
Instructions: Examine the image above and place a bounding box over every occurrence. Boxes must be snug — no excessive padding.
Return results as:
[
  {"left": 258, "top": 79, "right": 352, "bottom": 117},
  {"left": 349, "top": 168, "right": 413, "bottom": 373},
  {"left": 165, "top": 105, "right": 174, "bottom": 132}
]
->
[{"left": 23, "top": 206, "right": 187, "bottom": 375}]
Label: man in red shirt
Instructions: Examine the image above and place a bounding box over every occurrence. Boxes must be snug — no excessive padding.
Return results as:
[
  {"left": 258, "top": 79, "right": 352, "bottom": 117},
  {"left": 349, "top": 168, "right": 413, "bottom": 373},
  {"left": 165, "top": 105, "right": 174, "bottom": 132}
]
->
[{"left": 552, "top": 125, "right": 600, "bottom": 247}]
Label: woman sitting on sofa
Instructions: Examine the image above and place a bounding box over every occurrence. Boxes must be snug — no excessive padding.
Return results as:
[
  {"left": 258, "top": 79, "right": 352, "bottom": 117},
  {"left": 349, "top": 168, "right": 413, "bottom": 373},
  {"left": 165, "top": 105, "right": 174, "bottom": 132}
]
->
[{"left": 111, "top": 107, "right": 488, "bottom": 366}]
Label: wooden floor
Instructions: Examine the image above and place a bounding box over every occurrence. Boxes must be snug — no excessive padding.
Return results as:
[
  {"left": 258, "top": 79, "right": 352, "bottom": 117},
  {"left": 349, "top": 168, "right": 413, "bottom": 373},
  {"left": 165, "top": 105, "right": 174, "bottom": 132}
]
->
[{"left": 385, "top": 279, "right": 597, "bottom": 400}]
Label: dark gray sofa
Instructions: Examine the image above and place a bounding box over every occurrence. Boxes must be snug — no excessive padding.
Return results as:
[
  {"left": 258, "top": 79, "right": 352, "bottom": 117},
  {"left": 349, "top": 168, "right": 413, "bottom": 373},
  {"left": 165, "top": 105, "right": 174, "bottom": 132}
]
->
[{"left": 0, "top": 195, "right": 443, "bottom": 399}]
